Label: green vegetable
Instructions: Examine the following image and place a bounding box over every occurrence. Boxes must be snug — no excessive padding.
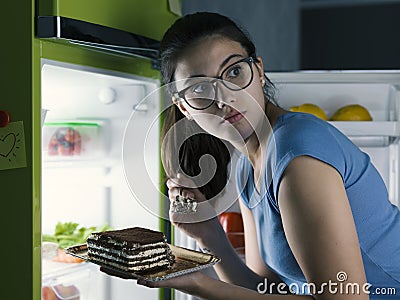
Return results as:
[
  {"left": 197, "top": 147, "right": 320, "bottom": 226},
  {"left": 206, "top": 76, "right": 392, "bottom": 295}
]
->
[{"left": 43, "top": 221, "right": 113, "bottom": 249}]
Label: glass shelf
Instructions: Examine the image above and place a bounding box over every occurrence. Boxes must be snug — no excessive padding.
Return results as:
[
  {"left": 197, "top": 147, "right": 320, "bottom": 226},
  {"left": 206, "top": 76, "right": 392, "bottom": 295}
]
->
[{"left": 329, "top": 121, "right": 400, "bottom": 137}]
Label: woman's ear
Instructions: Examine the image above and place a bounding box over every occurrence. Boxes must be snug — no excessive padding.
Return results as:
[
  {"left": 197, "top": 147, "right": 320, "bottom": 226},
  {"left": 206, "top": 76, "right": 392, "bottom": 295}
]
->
[
  {"left": 255, "top": 56, "right": 265, "bottom": 80},
  {"left": 172, "top": 96, "right": 193, "bottom": 120}
]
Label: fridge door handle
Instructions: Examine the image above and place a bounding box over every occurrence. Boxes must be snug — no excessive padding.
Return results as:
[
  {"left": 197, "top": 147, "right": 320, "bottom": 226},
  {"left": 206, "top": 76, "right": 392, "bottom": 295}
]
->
[{"left": 37, "top": 16, "right": 160, "bottom": 68}]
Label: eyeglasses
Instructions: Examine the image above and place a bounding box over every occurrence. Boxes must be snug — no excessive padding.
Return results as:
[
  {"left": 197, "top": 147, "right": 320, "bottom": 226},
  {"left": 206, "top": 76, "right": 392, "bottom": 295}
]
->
[{"left": 175, "top": 57, "right": 255, "bottom": 110}]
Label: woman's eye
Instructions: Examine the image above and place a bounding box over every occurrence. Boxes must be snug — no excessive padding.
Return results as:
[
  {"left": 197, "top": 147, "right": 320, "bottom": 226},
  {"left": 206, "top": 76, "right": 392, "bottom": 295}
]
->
[
  {"left": 191, "top": 83, "right": 211, "bottom": 95},
  {"left": 192, "top": 84, "right": 205, "bottom": 93},
  {"left": 226, "top": 65, "right": 242, "bottom": 78}
]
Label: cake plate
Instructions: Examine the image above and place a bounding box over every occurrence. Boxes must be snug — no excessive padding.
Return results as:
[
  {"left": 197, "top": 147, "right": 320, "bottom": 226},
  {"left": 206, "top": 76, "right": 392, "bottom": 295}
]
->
[{"left": 65, "top": 243, "right": 220, "bottom": 282}]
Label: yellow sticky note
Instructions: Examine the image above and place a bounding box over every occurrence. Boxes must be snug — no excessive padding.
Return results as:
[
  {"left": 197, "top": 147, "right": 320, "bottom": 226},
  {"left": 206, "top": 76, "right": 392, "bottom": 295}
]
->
[{"left": 0, "top": 121, "right": 27, "bottom": 170}]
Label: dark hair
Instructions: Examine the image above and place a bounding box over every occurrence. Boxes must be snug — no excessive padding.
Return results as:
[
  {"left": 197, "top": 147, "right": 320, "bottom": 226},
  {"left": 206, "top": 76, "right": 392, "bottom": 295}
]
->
[
  {"left": 160, "top": 12, "right": 255, "bottom": 83},
  {"left": 159, "top": 12, "right": 275, "bottom": 102},
  {"left": 161, "top": 107, "right": 231, "bottom": 200}
]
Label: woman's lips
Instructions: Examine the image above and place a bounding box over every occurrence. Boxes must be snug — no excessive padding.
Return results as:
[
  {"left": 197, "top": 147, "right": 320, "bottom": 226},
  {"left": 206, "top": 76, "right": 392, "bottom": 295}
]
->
[{"left": 224, "top": 112, "right": 244, "bottom": 124}]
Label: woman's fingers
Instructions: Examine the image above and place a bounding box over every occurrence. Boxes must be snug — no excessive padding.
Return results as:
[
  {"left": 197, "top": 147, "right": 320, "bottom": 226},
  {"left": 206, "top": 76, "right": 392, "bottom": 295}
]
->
[
  {"left": 169, "top": 200, "right": 217, "bottom": 224},
  {"left": 100, "top": 266, "right": 167, "bottom": 286},
  {"left": 137, "top": 271, "right": 203, "bottom": 291},
  {"left": 167, "top": 186, "right": 194, "bottom": 202},
  {"left": 137, "top": 278, "right": 167, "bottom": 288},
  {"left": 99, "top": 266, "right": 176, "bottom": 288},
  {"left": 166, "top": 177, "right": 197, "bottom": 200},
  {"left": 167, "top": 173, "right": 198, "bottom": 189}
]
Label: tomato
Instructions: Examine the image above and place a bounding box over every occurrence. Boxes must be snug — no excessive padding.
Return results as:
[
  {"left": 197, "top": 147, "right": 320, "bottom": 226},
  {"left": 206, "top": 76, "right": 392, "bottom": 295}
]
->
[
  {"left": 42, "top": 286, "right": 57, "bottom": 300},
  {"left": 226, "top": 232, "right": 245, "bottom": 248},
  {"left": 218, "top": 212, "right": 245, "bottom": 248},
  {"left": 218, "top": 212, "right": 244, "bottom": 232}
]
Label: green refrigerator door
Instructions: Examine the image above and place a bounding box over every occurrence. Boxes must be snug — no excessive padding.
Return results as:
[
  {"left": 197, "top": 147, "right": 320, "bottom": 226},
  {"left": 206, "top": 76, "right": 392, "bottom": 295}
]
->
[
  {"left": 38, "top": 0, "right": 181, "bottom": 41},
  {"left": 0, "top": 1, "right": 38, "bottom": 300},
  {"left": 0, "top": 1, "right": 180, "bottom": 299}
]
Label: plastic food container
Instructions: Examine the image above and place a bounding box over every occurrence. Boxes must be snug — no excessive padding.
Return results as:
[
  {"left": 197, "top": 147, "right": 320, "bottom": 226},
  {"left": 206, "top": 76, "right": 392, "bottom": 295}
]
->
[
  {"left": 42, "top": 121, "right": 104, "bottom": 160},
  {"left": 42, "top": 260, "right": 94, "bottom": 300}
]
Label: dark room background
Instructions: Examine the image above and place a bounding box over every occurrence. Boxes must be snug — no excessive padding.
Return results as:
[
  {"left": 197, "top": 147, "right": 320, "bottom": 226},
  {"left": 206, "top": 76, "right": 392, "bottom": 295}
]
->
[{"left": 182, "top": 0, "right": 400, "bottom": 71}]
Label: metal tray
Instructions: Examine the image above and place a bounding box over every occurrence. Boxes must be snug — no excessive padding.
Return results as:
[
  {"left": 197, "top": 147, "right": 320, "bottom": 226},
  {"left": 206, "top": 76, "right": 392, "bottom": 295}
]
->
[{"left": 65, "top": 243, "right": 220, "bottom": 282}]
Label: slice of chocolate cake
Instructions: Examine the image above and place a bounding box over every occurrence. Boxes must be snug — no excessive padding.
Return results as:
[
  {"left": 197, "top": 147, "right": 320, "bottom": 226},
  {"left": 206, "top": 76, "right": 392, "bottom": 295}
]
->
[{"left": 87, "top": 227, "right": 175, "bottom": 273}]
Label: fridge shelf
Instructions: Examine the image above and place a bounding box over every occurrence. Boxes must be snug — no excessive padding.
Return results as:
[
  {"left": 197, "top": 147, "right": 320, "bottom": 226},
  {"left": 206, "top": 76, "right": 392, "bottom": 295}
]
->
[
  {"left": 42, "top": 260, "right": 93, "bottom": 283},
  {"left": 329, "top": 121, "right": 400, "bottom": 137},
  {"left": 42, "top": 158, "right": 117, "bottom": 169}
]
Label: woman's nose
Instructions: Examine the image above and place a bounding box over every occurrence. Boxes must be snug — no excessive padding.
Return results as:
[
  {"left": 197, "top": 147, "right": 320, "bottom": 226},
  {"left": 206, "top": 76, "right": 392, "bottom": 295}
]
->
[
  {"left": 216, "top": 99, "right": 226, "bottom": 109},
  {"left": 215, "top": 85, "right": 235, "bottom": 110},
  {"left": 216, "top": 99, "right": 234, "bottom": 115}
]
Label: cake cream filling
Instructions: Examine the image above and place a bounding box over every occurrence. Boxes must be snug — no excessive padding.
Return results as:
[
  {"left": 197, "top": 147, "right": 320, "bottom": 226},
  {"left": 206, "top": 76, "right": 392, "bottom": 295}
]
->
[
  {"left": 88, "top": 248, "right": 172, "bottom": 266},
  {"left": 90, "top": 255, "right": 171, "bottom": 272}
]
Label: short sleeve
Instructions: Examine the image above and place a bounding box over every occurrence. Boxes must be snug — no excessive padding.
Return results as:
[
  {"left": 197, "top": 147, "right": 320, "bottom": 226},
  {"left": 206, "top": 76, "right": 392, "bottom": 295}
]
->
[{"left": 271, "top": 114, "right": 348, "bottom": 204}]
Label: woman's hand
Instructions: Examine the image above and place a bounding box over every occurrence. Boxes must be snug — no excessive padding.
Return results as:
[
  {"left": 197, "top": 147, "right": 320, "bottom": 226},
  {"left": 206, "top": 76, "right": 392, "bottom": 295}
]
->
[
  {"left": 166, "top": 173, "right": 223, "bottom": 244},
  {"left": 137, "top": 271, "right": 204, "bottom": 295},
  {"left": 166, "top": 172, "right": 207, "bottom": 203},
  {"left": 99, "top": 266, "right": 205, "bottom": 296}
]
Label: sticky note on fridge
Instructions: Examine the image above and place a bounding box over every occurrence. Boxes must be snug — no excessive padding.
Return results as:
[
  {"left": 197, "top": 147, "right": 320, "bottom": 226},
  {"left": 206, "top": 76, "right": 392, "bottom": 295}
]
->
[{"left": 0, "top": 121, "right": 27, "bottom": 170}]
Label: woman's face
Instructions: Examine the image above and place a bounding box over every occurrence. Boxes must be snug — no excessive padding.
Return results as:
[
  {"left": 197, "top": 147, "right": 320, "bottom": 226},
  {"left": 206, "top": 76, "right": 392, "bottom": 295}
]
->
[{"left": 173, "top": 36, "right": 267, "bottom": 145}]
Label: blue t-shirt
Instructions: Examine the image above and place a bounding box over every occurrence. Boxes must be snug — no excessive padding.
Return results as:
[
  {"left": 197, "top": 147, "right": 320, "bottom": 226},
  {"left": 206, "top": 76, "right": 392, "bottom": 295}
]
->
[{"left": 236, "top": 112, "right": 400, "bottom": 298}]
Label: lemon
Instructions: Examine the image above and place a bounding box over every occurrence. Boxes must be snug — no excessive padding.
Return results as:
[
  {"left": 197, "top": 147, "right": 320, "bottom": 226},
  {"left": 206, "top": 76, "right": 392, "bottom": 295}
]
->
[
  {"left": 330, "top": 104, "right": 372, "bottom": 121},
  {"left": 289, "top": 103, "right": 328, "bottom": 121}
]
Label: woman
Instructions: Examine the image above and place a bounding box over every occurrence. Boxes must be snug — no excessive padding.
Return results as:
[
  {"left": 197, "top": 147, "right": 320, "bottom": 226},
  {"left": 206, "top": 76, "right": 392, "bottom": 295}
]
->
[{"left": 109, "top": 12, "right": 400, "bottom": 299}]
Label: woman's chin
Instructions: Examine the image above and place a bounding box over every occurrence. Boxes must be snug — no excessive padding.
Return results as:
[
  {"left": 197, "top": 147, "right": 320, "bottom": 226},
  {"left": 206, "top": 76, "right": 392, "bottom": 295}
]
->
[{"left": 218, "top": 132, "right": 251, "bottom": 147}]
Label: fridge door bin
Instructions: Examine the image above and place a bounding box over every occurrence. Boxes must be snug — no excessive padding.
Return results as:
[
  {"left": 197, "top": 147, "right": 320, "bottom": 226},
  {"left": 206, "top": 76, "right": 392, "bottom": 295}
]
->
[
  {"left": 42, "top": 261, "right": 93, "bottom": 300},
  {"left": 42, "top": 121, "right": 104, "bottom": 160},
  {"left": 329, "top": 122, "right": 399, "bottom": 147},
  {"left": 269, "top": 72, "right": 400, "bottom": 146}
]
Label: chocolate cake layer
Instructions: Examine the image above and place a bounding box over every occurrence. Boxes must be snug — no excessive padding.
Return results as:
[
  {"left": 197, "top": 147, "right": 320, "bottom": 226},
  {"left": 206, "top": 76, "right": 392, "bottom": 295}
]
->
[{"left": 88, "top": 227, "right": 165, "bottom": 247}]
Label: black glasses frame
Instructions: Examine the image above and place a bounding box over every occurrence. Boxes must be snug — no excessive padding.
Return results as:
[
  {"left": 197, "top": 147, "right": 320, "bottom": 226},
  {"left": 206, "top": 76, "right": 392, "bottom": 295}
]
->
[{"left": 175, "top": 56, "right": 255, "bottom": 110}]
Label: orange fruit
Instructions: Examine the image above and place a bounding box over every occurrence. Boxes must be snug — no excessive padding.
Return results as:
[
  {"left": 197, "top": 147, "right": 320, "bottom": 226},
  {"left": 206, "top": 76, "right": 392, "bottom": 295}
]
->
[{"left": 330, "top": 104, "right": 372, "bottom": 121}]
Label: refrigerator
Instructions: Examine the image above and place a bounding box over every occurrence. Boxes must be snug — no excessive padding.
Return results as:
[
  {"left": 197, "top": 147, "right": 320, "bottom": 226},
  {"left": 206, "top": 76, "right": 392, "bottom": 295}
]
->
[
  {"left": 2, "top": 2, "right": 399, "bottom": 300},
  {"left": 1, "top": 1, "right": 181, "bottom": 299}
]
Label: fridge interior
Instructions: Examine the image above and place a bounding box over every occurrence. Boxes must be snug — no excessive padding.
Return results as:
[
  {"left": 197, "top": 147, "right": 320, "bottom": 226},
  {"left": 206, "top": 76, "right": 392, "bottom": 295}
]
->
[
  {"left": 40, "top": 59, "right": 162, "bottom": 300},
  {"left": 268, "top": 71, "right": 400, "bottom": 207}
]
